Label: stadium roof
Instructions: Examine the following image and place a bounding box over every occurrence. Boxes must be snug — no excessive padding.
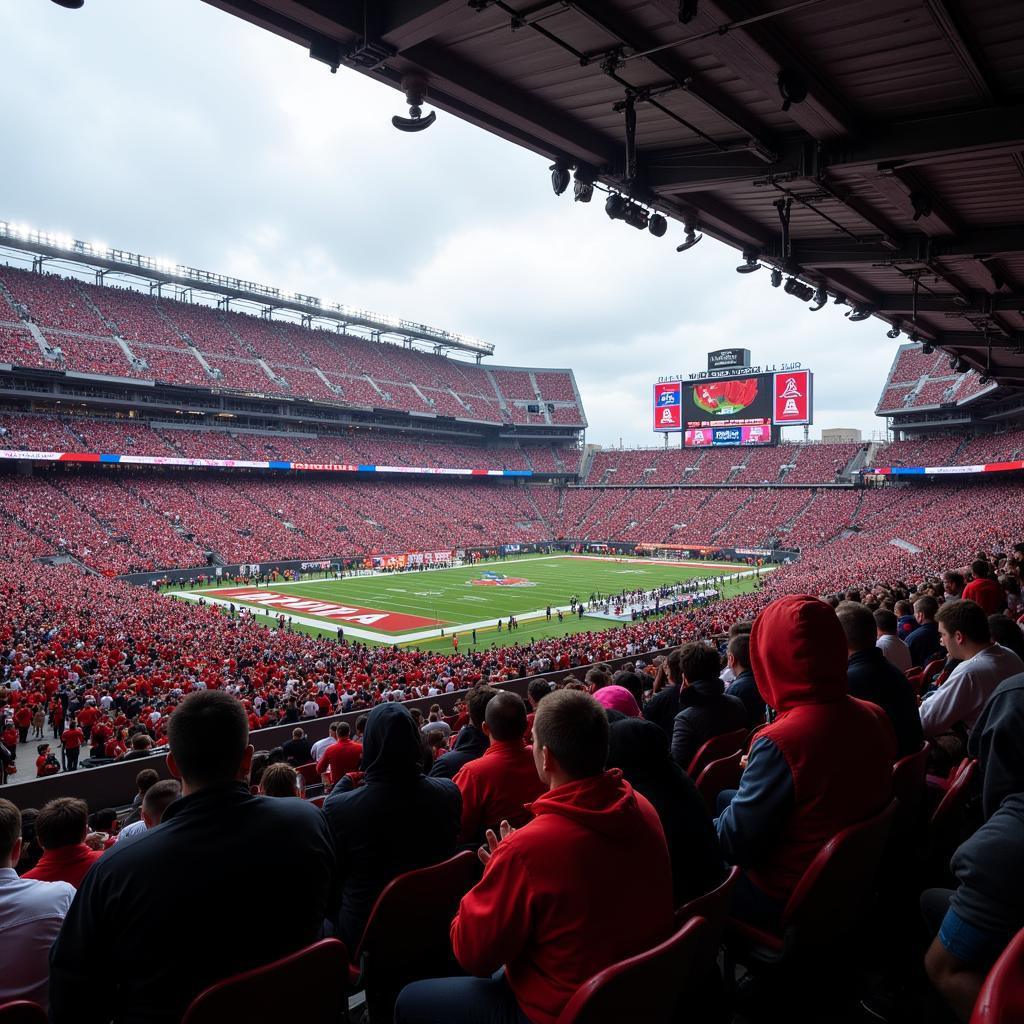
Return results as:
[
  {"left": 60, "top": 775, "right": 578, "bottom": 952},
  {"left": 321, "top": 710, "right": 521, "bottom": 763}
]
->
[{"left": 200, "top": 0, "right": 1024, "bottom": 383}]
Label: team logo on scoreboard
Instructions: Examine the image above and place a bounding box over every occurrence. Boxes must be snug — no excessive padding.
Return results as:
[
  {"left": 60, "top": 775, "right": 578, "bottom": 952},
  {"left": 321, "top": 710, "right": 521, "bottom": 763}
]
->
[
  {"left": 470, "top": 572, "right": 536, "bottom": 587},
  {"left": 653, "top": 381, "right": 682, "bottom": 431},
  {"left": 773, "top": 370, "right": 812, "bottom": 424}
]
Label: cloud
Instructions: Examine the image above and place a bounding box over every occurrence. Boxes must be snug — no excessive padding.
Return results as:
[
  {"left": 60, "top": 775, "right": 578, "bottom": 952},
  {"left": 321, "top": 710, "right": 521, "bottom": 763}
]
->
[{"left": 1, "top": 0, "right": 897, "bottom": 445}]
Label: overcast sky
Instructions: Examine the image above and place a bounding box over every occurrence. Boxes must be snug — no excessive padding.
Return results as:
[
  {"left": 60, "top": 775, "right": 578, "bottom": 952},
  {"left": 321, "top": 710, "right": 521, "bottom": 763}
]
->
[{"left": 3, "top": 0, "right": 897, "bottom": 445}]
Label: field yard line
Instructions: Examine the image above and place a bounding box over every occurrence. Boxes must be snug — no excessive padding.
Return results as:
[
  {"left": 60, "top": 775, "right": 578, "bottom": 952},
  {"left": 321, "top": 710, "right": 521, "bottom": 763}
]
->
[{"left": 172, "top": 565, "right": 771, "bottom": 646}]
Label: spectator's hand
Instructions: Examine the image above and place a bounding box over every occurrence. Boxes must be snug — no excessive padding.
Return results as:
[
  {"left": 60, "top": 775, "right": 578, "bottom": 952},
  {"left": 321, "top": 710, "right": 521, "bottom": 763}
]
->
[
  {"left": 84, "top": 831, "right": 108, "bottom": 851},
  {"left": 478, "top": 819, "right": 515, "bottom": 866}
]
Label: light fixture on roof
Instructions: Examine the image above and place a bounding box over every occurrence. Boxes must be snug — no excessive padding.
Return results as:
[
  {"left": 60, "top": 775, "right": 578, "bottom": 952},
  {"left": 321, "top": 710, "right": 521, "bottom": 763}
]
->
[
  {"left": 832, "top": 294, "right": 848, "bottom": 307},
  {"left": 648, "top": 213, "right": 668, "bottom": 237},
  {"left": 847, "top": 305, "right": 872, "bottom": 322},
  {"left": 909, "top": 189, "right": 933, "bottom": 221},
  {"left": 950, "top": 355, "right": 969, "bottom": 373},
  {"left": 551, "top": 162, "right": 571, "bottom": 196},
  {"left": 392, "top": 73, "right": 436, "bottom": 132},
  {"left": 604, "top": 193, "right": 648, "bottom": 230},
  {"left": 921, "top": 341, "right": 934, "bottom": 354},
  {"left": 886, "top": 320, "right": 903, "bottom": 339},
  {"left": 572, "top": 167, "right": 593, "bottom": 203},
  {"left": 809, "top": 287, "right": 828, "bottom": 311},
  {"left": 675, "top": 221, "right": 702, "bottom": 252},
  {"left": 978, "top": 374, "right": 992, "bottom": 385},
  {"left": 770, "top": 268, "right": 783, "bottom": 288},
  {"left": 784, "top": 277, "right": 815, "bottom": 302},
  {"left": 777, "top": 68, "right": 808, "bottom": 112},
  {"left": 736, "top": 250, "right": 761, "bottom": 274},
  {"left": 51, "top": 0, "right": 84, "bottom": 7}
]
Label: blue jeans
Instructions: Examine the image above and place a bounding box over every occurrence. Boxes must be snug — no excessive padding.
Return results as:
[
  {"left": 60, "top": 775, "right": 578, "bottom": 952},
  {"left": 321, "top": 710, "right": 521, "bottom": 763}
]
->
[{"left": 395, "top": 970, "right": 531, "bottom": 1024}]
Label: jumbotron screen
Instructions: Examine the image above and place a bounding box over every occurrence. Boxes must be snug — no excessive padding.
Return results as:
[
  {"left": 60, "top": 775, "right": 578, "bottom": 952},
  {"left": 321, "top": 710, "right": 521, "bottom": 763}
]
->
[{"left": 653, "top": 369, "right": 812, "bottom": 443}]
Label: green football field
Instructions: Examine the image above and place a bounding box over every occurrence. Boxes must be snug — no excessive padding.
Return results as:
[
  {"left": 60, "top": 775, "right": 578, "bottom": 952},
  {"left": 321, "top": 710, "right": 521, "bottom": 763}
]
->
[{"left": 172, "top": 554, "right": 761, "bottom": 650}]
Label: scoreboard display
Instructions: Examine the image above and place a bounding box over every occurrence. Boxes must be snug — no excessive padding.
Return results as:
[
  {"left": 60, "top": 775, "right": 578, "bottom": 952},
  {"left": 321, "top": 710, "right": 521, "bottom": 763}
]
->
[{"left": 653, "top": 368, "right": 812, "bottom": 445}]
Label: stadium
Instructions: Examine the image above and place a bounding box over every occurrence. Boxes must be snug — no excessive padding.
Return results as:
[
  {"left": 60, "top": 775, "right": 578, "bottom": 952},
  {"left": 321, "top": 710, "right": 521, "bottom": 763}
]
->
[{"left": 1, "top": 1, "right": 1023, "bottom": 1023}]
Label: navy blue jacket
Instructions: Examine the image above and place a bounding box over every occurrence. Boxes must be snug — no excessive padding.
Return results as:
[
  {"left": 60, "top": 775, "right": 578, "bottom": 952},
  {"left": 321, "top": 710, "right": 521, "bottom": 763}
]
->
[
  {"left": 847, "top": 647, "right": 924, "bottom": 758},
  {"left": 907, "top": 621, "right": 942, "bottom": 667},
  {"left": 727, "top": 670, "right": 765, "bottom": 728},
  {"left": 429, "top": 723, "right": 488, "bottom": 780}
]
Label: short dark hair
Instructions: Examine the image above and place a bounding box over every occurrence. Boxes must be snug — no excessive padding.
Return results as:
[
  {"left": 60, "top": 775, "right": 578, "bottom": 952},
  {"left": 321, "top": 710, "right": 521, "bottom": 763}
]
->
[
  {"left": 292, "top": 728, "right": 304, "bottom": 739},
  {"left": 971, "top": 559, "right": 991, "bottom": 579},
  {"left": 937, "top": 599, "right": 990, "bottom": 645},
  {"left": 612, "top": 671, "right": 645, "bottom": 708},
  {"left": 485, "top": 692, "right": 528, "bottom": 742},
  {"left": 943, "top": 571, "right": 965, "bottom": 592},
  {"left": 533, "top": 690, "right": 609, "bottom": 780},
  {"left": 728, "top": 620, "right": 753, "bottom": 638},
  {"left": 136, "top": 768, "right": 160, "bottom": 795},
  {"left": 337, "top": 722, "right": 351, "bottom": 739},
  {"left": 666, "top": 648, "right": 684, "bottom": 685},
  {"left": 36, "top": 798, "right": 89, "bottom": 850},
  {"left": 874, "top": 608, "right": 898, "bottom": 634},
  {"left": 468, "top": 685, "right": 499, "bottom": 728},
  {"left": 527, "top": 679, "right": 551, "bottom": 706},
  {"left": 131, "top": 733, "right": 152, "bottom": 751},
  {"left": 677, "top": 641, "right": 721, "bottom": 684},
  {"left": 836, "top": 601, "right": 877, "bottom": 652},
  {"left": 89, "top": 808, "right": 118, "bottom": 832},
  {"left": 989, "top": 615, "right": 1024, "bottom": 660},
  {"left": 355, "top": 715, "right": 368, "bottom": 735},
  {"left": 895, "top": 599, "right": 913, "bottom": 616},
  {"left": 260, "top": 762, "right": 299, "bottom": 798},
  {"left": 914, "top": 596, "right": 939, "bottom": 620},
  {"left": 0, "top": 799, "right": 20, "bottom": 860},
  {"left": 727, "top": 633, "right": 751, "bottom": 671},
  {"left": 167, "top": 690, "right": 249, "bottom": 787},
  {"left": 142, "top": 780, "right": 181, "bottom": 823},
  {"left": 584, "top": 667, "right": 610, "bottom": 691}
]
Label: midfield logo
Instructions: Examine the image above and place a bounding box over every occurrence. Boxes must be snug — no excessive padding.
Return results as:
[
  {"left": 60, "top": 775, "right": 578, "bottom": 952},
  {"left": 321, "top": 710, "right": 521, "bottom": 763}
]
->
[{"left": 469, "top": 572, "right": 537, "bottom": 587}]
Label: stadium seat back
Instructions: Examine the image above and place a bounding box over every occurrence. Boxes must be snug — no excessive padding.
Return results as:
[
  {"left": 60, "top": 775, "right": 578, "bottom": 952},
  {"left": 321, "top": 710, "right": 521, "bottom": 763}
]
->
[
  {"left": 694, "top": 750, "right": 743, "bottom": 813},
  {"left": 675, "top": 865, "right": 740, "bottom": 974},
  {"left": 782, "top": 798, "right": 898, "bottom": 946},
  {"left": 891, "top": 743, "right": 930, "bottom": 832},
  {"left": 296, "top": 761, "right": 320, "bottom": 787},
  {"left": 180, "top": 938, "right": 348, "bottom": 1024},
  {"left": 556, "top": 916, "right": 708, "bottom": 1024},
  {"left": 971, "top": 925, "right": 1024, "bottom": 1024},
  {"left": 687, "top": 728, "right": 749, "bottom": 779},
  {"left": 355, "top": 850, "right": 480, "bottom": 1021},
  {"left": 0, "top": 1002, "right": 47, "bottom": 1024},
  {"left": 929, "top": 758, "right": 978, "bottom": 862}
]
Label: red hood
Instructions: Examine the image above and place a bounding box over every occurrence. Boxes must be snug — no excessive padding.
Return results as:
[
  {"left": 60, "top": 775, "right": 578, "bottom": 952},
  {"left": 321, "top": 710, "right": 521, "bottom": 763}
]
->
[
  {"left": 751, "top": 594, "right": 848, "bottom": 712},
  {"left": 526, "top": 769, "right": 639, "bottom": 838}
]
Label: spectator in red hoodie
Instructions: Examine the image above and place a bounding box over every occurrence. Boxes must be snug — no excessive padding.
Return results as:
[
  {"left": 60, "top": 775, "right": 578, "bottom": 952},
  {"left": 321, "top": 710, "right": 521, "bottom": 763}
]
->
[
  {"left": 963, "top": 559, "right": 1005, "bottom": 615},
  {"left": 395, "top": 689, "right": 673, "bottom": 1024},
  {"left": 453, "top": 692, "right": 545, "bottom": 843},
  {"left": 315, "top": 721, "right": 362, "bottom": 791},
  {"left": 22, "top": 797, "right": 103, "bottom": 888},
  {"left": 716, "top": 595, "right": 897, "bottom": 929}
]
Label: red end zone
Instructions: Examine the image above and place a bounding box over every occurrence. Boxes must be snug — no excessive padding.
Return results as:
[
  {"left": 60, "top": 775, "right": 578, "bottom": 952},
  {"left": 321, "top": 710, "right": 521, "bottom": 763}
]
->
[{"left": 211, "top": 588, "right": 443, "bottom": 630}]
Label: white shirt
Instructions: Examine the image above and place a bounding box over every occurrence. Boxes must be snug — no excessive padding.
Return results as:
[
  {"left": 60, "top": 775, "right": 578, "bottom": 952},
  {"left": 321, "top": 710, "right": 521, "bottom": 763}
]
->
[
  {"left": 920, "top": 643, "right": 1024, "bottom": 736},
  {"left": 302, "top": 700, "right": 319, "bottom": 718},
  {"left": 877, "top": 634, "right": 913, "bottom": 674},
  {"left": 115, "top": 820, "right": 150, "bottom": 846},
  {"left": 310, "top": 736, "right": 335, "bottom": 762},
  {"left": 0, "top": 867, "right": 75, "bottom": 1010}
]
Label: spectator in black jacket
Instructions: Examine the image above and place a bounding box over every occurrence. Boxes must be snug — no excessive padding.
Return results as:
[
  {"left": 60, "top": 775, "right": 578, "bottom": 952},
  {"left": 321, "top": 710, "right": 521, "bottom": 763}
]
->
[
  {"left": 669, "top": 642, "right": 747, "bottom": 771},
  {"left": 324, "top": 702, "right": 461, "bottom": 950},
  {"left": 429, "top": 685, "right": 497, "bottom": 781},
  {"left": 642, "top": 649, "right": 684, "bottom": 739},
  {"left": 607, "top": 718, "right": 724, "bottom": 907},
  {"left": 281, "top": 727, "right": 314, "bottom": 767},
  {"left": 49, "top": 690, "right": 335, "bottom": 1024},
  {"left": 836, "top": 601, "right": 924, "bottom": 758},
  {"left": 968, "top": 671, "right": 1024, "bottom": 822},
  {"left": 724, "top": 633, "right": 764, "bottom": 728}
]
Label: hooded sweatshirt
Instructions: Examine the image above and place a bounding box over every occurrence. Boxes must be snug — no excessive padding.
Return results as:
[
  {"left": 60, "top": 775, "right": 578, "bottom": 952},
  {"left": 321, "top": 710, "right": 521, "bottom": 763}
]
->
[
  {"left": 717, "top": 595, "right": 896, "bottom": 901},
  {"left": 451, "top": 769, "right": 672, "bottom": 1024},
  {"left": 968, "top": 671, "right": 1024, "bottom": 821},
  {"left": 323, "top": 703, "right": 461, "bottom": 949}
]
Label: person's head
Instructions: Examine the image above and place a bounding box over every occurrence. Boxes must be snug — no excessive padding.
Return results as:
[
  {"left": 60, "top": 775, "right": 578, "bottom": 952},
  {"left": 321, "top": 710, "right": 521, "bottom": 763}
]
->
[
  {"left": 532, "top": 689, "right": 609, "bottom": 788},
  {"left": 728, "top": 620, "right": 753, "bottom": 638},
  {"left": 291, "top": 727, "right": 304, "bottom": 740},
  {"left": 726, "top": 633, "right": 751, "bottom": 674},
  {"left": 942, "top": 571, "right": 965, "bottom": 597},
  {"left": 259, "top": 762, "right": 300, "bottom": 798},
  {"left": 836, "top": 600, "right": 878, "bottom": 654},
  {"left": 914, "top": 596, "right": 939, "bottom": 623},
  {"left": 336, "top": 722, "right": 351, "bottom": 740},
  {"left": 35, "top": 797, "right": 89, "bottom": 851},
  {"left": 361, "top": 703, "right": 426, "bottom": 781},
  {"left": 89, "top": 808, "right": 118, "bottom": 834},
  {"left": 584, "top": 667, "right": 610, "bottom": 692},
  {"left": 467, "top": 684, "right": 500, "bottom": 727},
  {"left": 592, "top": 685, "right": 641, "bottom": 719},
  {"left": 0, "top": 799, "right": 22, "bottom": 869},
  {"left": 37, "top": 743, "right": 50, "bottom": 757},
  {"left": 987, "top": 615, "right": 1024, "bottom": 661},
  {"left": 936, "top": 599, "right": 990, "bottom": 660},
  {"left": 141, "top": 779, "right": 181, "bottom": 827},
  {"left": 971, "top": 559, "right": 991, "bottom": 580},
  {"left": 131, "top": 733, "right": 153, "bottom": 752},
  {"left": 611, "top": 671, "right": 646, "bottom": 709},
  {"left": 354, "top": 714, "right": 368, "bottom": 739},
  {"left": 526, "top": 679, "right": 550, "bottom": 710},
  {"left": 665, "top": 647, "right": 685, "bottom": 686},
  {"left": 894, "top": 599, "right": 913, "bottom": 617},
  {"left": 136, "top": 767, "right": 160, "bottom": 797},
  {"left": 249, "top": 750, "right": 270, "bottom": 788},
  {"left": 676, "top": 641, "right": 721, "bottom": 687},
  {"left": 166, "top": 690, "right": 252, "bottom": 793},
  {"left": 484, "top": 691, "right": 528, "bottom": 742},
  {"left": 874, "top": 608, "right": 899, "bottom": 637}
]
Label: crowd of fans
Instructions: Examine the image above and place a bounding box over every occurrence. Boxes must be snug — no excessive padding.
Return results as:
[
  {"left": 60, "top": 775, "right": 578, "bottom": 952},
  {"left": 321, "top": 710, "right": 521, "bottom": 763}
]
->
[{"left": 0, "top": 265, "right": 585, "bottom": 425}]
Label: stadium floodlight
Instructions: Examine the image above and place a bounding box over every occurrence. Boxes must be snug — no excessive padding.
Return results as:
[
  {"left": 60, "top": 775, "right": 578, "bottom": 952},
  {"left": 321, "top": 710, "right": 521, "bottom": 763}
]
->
[
  {"left": 770, "top": 268, "right": 783, "bottom": 288},
  {"left": 51, "top": 0, "right": 85, "bottom": 7},
  {"left": 550, "top": 163, "right": 571, "bottom": 196},
  {"left": 53, "top": 233, "right": 74, "bottom": 250},
  {"left": 950, "top": 354, "right": 969, "bottom": 373},
  {"left": 886, "top": 320, "right": 902, "bottom": 339},
  {"left": 736, "top": 251, "right": 760, "bottom": 274},
  {"left": 572, "top": 166, "right": 594, "bottom": 203},
  {"left": 784, "top": 277, "right": 815, "bottom": 302},
  {"left": 12, "top": 222, "right": 32, "bottom": 239},
  {"left": 648, "top": 213, "right": 668, "bottom": 237},
  {"left": 809, "top": 287, "right": 828, "bottom": 311},
  {"left": 604, "top": 193, "right": 648, "bottom": 230},
  {"left": 847, "top": 305, "right": 872, "bottom": 322},
  {"left": 675, "top": 222, "right": 702, "bottom": 252},
  {"left": 922, "top": 341, "right": 934, "bottom": 354},
  {"left": 89, "top": 240, "right": 108, "bottom": 255}
]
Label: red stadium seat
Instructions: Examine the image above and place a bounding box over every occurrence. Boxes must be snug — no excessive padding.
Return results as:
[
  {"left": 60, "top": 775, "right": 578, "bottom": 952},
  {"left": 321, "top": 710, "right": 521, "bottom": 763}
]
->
[
  {"left": 351, "top": 850, "right": 480, "bottom": 1022},
  {"left": 694, "top": 750, "right": 744, "bottom": 813},
  {"left": 296, "top": 762, "right": 320, "bottom": 788},
  {"left": 725, "top": 799, "right": 898, "bottom": 967},
  {"left": 929, "top": 759, "right": 978, "bottom": 872},
  {"left": 675, "top": 865, "right": 740, "bottom": 974},
  {"left": 180, "top": 938, "right": 349, "bottom": 1024},
  {"left": 687, "top": 727, "right": 749, "bottom": 779},
  {"left": 555, "top": 916, "right": 710, "bottom": 1024},
  {"left": 971, "top": 925, "right": 1024, "bottom": 1024},
  {"left": 309, "top": 795, "right": 326, "bottom": 808},
  {"left": 0, "top": 1003, "right": 47, "bottom": 1024},
  {"left": 891, "top": 744, "right": 930, "bottom": 833}
]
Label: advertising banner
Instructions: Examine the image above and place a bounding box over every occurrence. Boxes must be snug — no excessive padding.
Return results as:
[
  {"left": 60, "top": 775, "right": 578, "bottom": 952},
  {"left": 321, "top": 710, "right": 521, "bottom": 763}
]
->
[
  {"left": 772, "top": 370, "right": 812, "bottom": 425},
  {"left": 653, "top": 381, "right": 683, "bottom": 431}
]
